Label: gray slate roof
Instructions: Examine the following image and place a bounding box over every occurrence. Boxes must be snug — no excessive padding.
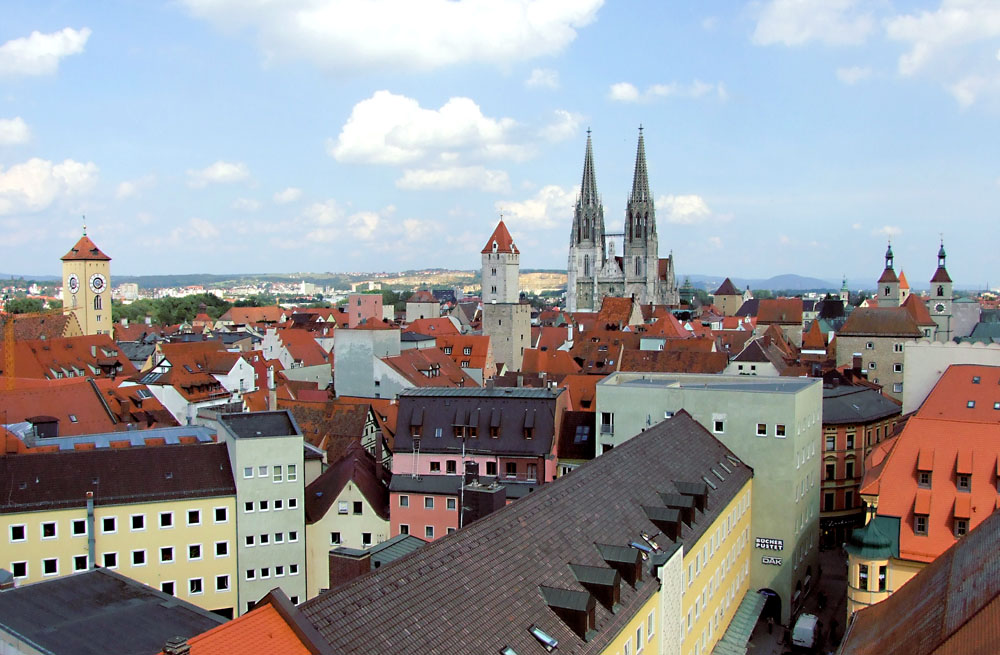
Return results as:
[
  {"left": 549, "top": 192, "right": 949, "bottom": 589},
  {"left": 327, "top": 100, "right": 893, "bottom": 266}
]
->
[
  {"left": 300, "top": 410, "right": 751, "bottom": 654},
  {"left": 220, "top": 410, "right": 299, "bottom": 439},
  {"left": 0, "top": 568, "right": 224, "bottom": 655},
  {"left": 823, "top": 385, "right": 902, "bottom": 425}
]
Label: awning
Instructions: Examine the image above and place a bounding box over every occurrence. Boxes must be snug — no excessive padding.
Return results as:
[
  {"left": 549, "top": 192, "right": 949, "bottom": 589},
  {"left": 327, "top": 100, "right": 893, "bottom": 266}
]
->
[{"left": 711, "top": 590, "right": 768, "bottom": 655}]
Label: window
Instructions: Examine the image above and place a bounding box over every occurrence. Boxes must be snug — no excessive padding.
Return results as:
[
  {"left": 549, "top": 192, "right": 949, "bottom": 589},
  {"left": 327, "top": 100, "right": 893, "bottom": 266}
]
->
[
  {"left": 188, "top": 544, "right": 202, "bottom": 560},
  {"left": 42, "top": 557, "right": 58, "bottom": 576},
  {"left": 425, "top": 526, "right": 434, "bottom": 539},
  {"left": 330, "top": 532, "right": 342, "bottom": 545},
  {"left": 446, "top": 460, "right": 457, "bottom": 475},
  {"left": 400, "top": 495, "right": 409, "bottom": 507},
  {"left": 244, "top": 501, "right": 254, "bottom": 513},
  {"left": 187, "top": 509, "right": 201, "bottom": 526},
  {"left": 101, "top": 516, "right": 117, "bottom": 534},
  {"left": 9, "top": 524, "right": 26, "bottom": 542},
  {"left": 362, "top": 532, "right": 373, "bottom": 547},
  {"left": 866, "top": 341, "right": 874, "bottom": 350},
  {"left": 505, "top": 462, "right": 517, "bottom": 478},
  {"left": 967, "top": 400, "right": 975, "bottom": 408},
  {"left": 94, "top": 295, "right": 102, "bottom": 310},
  {"left": 243, "top": 466, "right": 253, "bottom": 479},
  {"left": 845, "top": 461, "right": 855, "bottom": 479},
  {"left": 245, "top": 569, "right": 255, "bottom": 581},
  {"left": 160, "top": 511, "right": 174, "bottom": 528},
  {"left": 261, "top": 568, "right": 270, "bottom": 579},
  {"left": 915, "top": 514, "right": 928, "bottom": 535},
  {"left": 600, "top": 412, "right": 614, "bottom": 434},
  {"left": 274, "top": 499, "right": 283, "bottom": 510},
  {"left": 957, "top": 474, "right": 971, "bottom": 491},
  {"left": 400, "top": 524, "right": 410, "bottom": 535},
  {"left": 215, "top": 541, "right": 229, "bottom": 557},
  {"left": 74, "top": 554, "right": 88, "bottom": 571},
  {"left": 161, "top": 581, "right": 175, "bottom": 595},
  {"left": 429, "top": 461, "right": 441, "bottom": 472},
  {"left": 258, "top": 500, "right": 268, "bottom": 512},
  {"left": 289, "top": 563, "right": 299, "bottom": 575},
  {"left": 486, "top": 461, "right": 497, "bottom": 476},
  {"left": 189, "top": 578, "right": 204, "bottom": 595},
  {"left": 845, "top": 491, "right": 854, "bottom": 508},
  {"left": 636, "top": 624, "right": 644, "bottom": 651},
  {"left": 894, "top": 343, "right": 904, "bottom": 353},
  {"left": 246, "top": 535, "right": 255, "bottom": 547},
  {"left": 775, "top": 424, "right": 786, "bottom": 438},
  {"left": 258, "top": 465, "right": 268, "bottom": 477},
  {"left": 846, "top": 433, "right": 855, "bottom": 449},
  {"left": 826, "top": 463, "right": 836, "bottom": 480},
  {"left": 128, "top": 514, "right": 145, "bottom": 531},
  {"left": 918, "top": 471, "right": 931, "bottom": 488},
  {"left": 756, "top": 423, "right": 767, "bottom": 437},
  {"left": 287, "top": 464, "right": 297, "bottom": 482},
  {"left": 624, "top": 638, "right": 632, "bottom": 655},
  {"left": 11, "top": 562, "right": 27, "bottom": 578},
  {"left": 289, "top": 531, "right": 298, "bottom": 542},
  {"left": 424, "top": 497, "right": 434, "bottom": 509},
  {"left": 825, "top": 435, "right": 835, "bottom": 450},
  {"left": 214, "top": 507, "right": 228, "bottom": 523},
  {"left": 260, "top": 533, "right": 270, "bottom": 545},
  {"left": 858, "top": 564, "right": 868, "bottom": 590},
  {"left": 288, "top": 498, "right": 298, "bottom": 510},
  {"left": 824, "top": 492, "right": 835, "bottom": 512},
  {"left": 131, "top": 549, "right": 147, "bottom": 566},
  {"left": 275, "top": 565, "right": 285, "bottom": 576},
  {"left": 216, "top": 575, "right": 230, "bottom": 592},
  {"left": 443, "top": 346, "right": 453, "bottom": 354},
  {"left": 878, "top": 565, "right": 887, "bottom": 591},
  {"left": 353, "top": 501, "right": 363, "bottom": 515},
  {"left": 273, "top": 465, "right": 283, "bottom": 482},
  {"left": 103, "top": 552, "right": 118, "bottom": 568},
  {"left": 893, "top": 383, "right": 903, "bottom": 393},
  {"left": 463, "top": 346, "right": 472, "bottom": 356},
  {"left": 160, "top": 546, "right": 174, "bottom": 563},
  {"left": 955, "top": 518, "right": 969, "bottom": 538},
  {"left": 893, "top": 363, "right": 903, "bottom": 373},
  {"left": 869, "top": 362, "right": 876, "bottom": 370},
  {"left": 447, "top": 498, "right": 457, "bottom": 511},
  {"left": 72, "top": 519, "right": 86, "bottom": 536},
  {"left": 274, "top": 532, "right": 284, "bottom": 543},
  {"left": 647, "top": 611, "right": 654, "bottom": 638}
]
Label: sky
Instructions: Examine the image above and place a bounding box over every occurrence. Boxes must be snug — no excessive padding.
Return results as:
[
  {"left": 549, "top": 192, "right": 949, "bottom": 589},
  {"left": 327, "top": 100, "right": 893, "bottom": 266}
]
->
[{"left": 1, "top": 0, "right": 998, "bottom": 288}]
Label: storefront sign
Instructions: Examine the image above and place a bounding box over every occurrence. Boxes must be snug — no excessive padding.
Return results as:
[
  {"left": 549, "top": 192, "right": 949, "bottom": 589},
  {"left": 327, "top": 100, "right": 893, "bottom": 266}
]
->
[
  {"left": 762, "top": 556, "right": 783, "bottom": 566},
  {"left": 755, "top": 537, "right": 784, "bottom": 551}
]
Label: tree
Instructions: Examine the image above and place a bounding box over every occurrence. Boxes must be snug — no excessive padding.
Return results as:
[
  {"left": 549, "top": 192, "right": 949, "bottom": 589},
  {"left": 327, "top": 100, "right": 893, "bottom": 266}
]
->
[
  {"left": 752, "top": 289, "right": 775, "bottom": 300},
  {"left": 4, "top": 297, "right": 44, "bottom": 314}
]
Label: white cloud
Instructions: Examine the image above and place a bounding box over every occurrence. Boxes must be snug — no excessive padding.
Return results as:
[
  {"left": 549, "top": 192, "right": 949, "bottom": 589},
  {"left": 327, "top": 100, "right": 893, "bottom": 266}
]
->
[
  {"left": 188, "top": 217, "right": 221, "bottom": 240},
  {"left": 540, "top": 109, "right": 582, "bottom": 142},
  {"left": 525, "top": 68, "right": 559, "bottom": 89},
  {"left": 752, "top": 0, "right": 873, "bottom": 47},
  {"left": 187, "top": 160, "right": 250, "bottom": 188},
  {"left": 329, "top": 91, "right": 519, "bottom": 165},
  {"left": 496, "top": 184, "right": 577, "bottom": 230},
  {"left": 0, "top": 27, "right": 91, "bottom": 76},
  {"left": 886, "top": 1, "right": 1000, "bottom": 105},
  {"left": 872, "top": 225, "right": 902, "bottom": 238},
  {"left": 273, "top": 187, "right": 302, "bottom": 204},
  {"left": 396, "top": 166, "right": 510, "bottom": 192},
  {"left": 707, "top": 236, "right": 723, "bottom": 249},
  {"left": 836, "top": 66, "right": 872, "bottom": 84},
  {"left": 0, "top": 157, "right": 98, "bottom": 215},
  {"left": 657, "top": 194, "right": 729, "bottom": 225},
  {"left": 233, "top": 197, "right": 261, "bottom": 211},
  {"left": 0, "top": 117, "right": 31, "bottom": 145},
  {"left": 610, "top": 80, "right": 727, "bottom": 103},
  {"left": 277, "top": 199, "right": 437, "bottom": 252},
  {"left": 115, "top": 175, "right": 154, "bottom": 199},
  {"left": 181, "top": 0, "right": 602, "bottom": 72},
  {"left": 608, "top": 82, "right": 640, "bottom": 102}
]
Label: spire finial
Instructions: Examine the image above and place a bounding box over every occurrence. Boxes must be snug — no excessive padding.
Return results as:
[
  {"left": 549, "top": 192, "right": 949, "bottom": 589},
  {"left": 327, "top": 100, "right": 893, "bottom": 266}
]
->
[{"left": 82, "top": 215, "right": 87, "bottom": 236}]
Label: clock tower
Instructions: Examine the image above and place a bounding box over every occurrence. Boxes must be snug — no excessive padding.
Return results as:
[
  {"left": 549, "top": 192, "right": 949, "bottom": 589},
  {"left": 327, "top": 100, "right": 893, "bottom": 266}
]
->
[
  {"left": 929, "top": 241, "right": 953, "bottom": 342},
  {"left": 61, "top": 227, "right": 111, "bottom": 336}
]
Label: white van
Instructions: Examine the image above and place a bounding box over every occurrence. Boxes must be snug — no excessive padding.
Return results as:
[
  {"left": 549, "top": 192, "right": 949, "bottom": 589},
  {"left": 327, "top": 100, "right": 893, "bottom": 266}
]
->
[{"left": 791, "top": 613, "right": 819, "bottom": 649}]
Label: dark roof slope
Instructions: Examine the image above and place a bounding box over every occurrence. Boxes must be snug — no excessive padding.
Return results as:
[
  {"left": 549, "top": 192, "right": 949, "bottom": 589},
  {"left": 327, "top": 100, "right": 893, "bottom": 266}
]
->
[
  {"left": 300, "top": 411, "right": 751, "bottom": 655},
  {"left": 220, "top": 410, "right": 299, "bottom": 439},
  {"left": 0, "top": 443, "right": 235, "bottom": 514},
  {"left": 305, "top": 443, "right": 388, "bottom": 523},
  {"left": 714, "top": 278, "right": 740, "bottom": 296},
  {"left": 0, "top": 568, "right": 223, "bottom": 655},
  {"left": 822, "top": 384, "right": 902, "bottom": 424},
  {"left": 839, "top": 508, "right": 1000, "bottom": 655},
  {"left": 838, "top": 307, "right": 923, "bottom": 337}
]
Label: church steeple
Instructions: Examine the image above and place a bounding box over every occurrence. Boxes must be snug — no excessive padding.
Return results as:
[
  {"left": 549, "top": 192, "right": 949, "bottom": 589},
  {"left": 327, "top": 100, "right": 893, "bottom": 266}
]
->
[
  {"left": 630, "top": 126, "right": 651, "bottom": 205},
  {"left": 570, "top": 129, "right": 605, "bottom": 248},
  {"left": 580, "top": 129, "right": 599, "bottom": 208}
]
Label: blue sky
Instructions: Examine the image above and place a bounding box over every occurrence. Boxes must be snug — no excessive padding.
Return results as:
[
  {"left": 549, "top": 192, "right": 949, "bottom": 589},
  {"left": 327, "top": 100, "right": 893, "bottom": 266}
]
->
[{"left": 1, "top": 0, "right": 998, "bottom": 287}]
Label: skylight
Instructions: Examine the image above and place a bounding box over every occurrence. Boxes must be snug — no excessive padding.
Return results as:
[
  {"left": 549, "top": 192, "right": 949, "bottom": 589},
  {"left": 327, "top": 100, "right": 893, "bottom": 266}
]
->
[{"left": 529, "top": 625, "right": 558, "bottom": 652}]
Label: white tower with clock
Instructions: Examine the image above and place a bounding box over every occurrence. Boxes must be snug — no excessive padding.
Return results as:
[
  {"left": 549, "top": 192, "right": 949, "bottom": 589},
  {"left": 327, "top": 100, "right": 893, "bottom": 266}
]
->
[
  {"left": 61, "top": 227, "right": 111, "bottom": 336},
  {"left": 929, "top": 241, "right": 953, "bottom": 342}
]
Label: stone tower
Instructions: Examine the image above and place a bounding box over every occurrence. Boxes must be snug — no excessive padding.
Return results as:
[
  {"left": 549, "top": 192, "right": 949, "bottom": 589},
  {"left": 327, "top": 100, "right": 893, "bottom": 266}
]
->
[
  {"left": 929, "top": 241, "right": 953, "bottom": 342},
  {"left": 839, "top": 275, "right": 849, "bottom": 304},
  {"left": 566, "top": 129, "right": 606, "bottom": 312},
  {"left": 61, "top": 227, "right": 111, "bottom": 336},
  {"left": 481, "top": 218, "right": 520, "bottom": 304},
  {"left": 877, "top": 243, "right": 900, "bottom": 307},
  {"left": 623, "top": 127, "right": 659, "bottom": 303}
]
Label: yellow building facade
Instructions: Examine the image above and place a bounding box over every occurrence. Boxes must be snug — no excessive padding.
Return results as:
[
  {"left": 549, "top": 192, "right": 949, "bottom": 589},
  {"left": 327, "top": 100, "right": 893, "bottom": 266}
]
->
[
  {"left": 61, "top": 231, "right": 112, "bottom": 336},
  {"left": 600, "top": 592, "right": 661, "bottom": 655}
]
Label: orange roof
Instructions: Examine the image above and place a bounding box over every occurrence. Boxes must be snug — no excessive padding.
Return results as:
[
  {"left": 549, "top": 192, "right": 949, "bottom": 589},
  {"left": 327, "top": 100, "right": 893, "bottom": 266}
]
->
[
  {"left": 898, "top": 270, "right": 910, "bottom": 290},
  {"left": 521, "top": 348, "right": 582, "bottom": 378},
  {"left": 536, "top": 326, "right": 571, "bottom": 351},
  {"left": 61, "top": 234, "right": 111, "bottom": 261},
  {"left": 481, "top": 219, "right": 519, "bottom": 254},
  {"left": 405, "top": 317, "right": 459, "bottom": 336},
  {"left": 180, "top": 598, "right": 314, "bottom": 655},
  {"left": 558, "top": 374, "right": 600, "bottom": 412},
  {"left": 917, "top": 364, "right": 1000, "bottom": 422},
  {"left": 436, "top": 334, "right": 494, "bottom": 374},
  {"left": 646, "top": 313, "right": 688, "bottom": 339},
  {"left": 1, "top": 334, "right": 137, "bottom": 380},
  {"left": 382, "top": 348, "right": 477, "bottom": 388},
  {"left": 160, "top": 341, "right": 241, "bottom": 375},
  {"left": 407, "top": 290, "right": 437, "bottom": 303},
  {"left": 277, "top": 329, "right": 331, "bottom": 367},
  {"left": 801, "top": 319, "right": 827, "bottom": 350},
  {"left": 595, "top": 296, "right": 639, "bottom": 327},
  {"left": 901, "top": 294, "right": 937, "bottom": 327},
  {"left": 219, "top": 306, "right": 285, "bottom": 324},
  {"left": 756, "top": 298, "right": 803, "bottom": 325}
]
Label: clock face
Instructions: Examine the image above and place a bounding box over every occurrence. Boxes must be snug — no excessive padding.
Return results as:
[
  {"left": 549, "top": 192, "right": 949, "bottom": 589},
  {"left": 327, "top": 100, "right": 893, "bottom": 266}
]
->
[
  {"left": 89, "top": 273, "right": 107, "bottom": 294},
  {"left": 934, "top": 303, "right": 945, "bottom": 313},
  {"left": 67, "top": 274, "right": 80, "bottom": 294}
]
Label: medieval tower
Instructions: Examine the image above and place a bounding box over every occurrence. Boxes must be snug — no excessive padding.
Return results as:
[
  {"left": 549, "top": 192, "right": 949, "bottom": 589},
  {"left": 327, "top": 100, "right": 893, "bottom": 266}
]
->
[{"left": 61, "top": 227, "right": 111, "bottom": 336}]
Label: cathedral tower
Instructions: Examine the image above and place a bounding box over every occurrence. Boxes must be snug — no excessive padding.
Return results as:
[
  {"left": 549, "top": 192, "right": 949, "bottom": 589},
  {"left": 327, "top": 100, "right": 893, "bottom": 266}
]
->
[
  {"left": 61, "top": 227, "right": 111, "bottom": 336},
  {"left": 566, "top": 129, "right": 606, "bottom": 312},
  {"left": 930, "top": 241, "right": 953, "bottom": 342},
  {"left": 623, "top": 127, "right": 659, "bottom": 303}
]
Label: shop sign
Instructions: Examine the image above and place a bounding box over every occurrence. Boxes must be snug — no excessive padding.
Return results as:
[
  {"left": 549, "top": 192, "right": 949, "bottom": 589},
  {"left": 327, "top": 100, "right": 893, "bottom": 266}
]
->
[
  {"left": 755, "top": 537, "right": 784, "bottom": 551},
  {"left": 762, "top": 556, "right": 783, "bottom": 566}
]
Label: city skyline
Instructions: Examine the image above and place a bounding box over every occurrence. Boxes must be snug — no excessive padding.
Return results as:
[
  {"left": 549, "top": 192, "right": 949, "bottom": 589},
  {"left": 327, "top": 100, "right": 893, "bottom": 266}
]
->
[{"left": 1, "top": 1, "right": 998, "bottom": 285}]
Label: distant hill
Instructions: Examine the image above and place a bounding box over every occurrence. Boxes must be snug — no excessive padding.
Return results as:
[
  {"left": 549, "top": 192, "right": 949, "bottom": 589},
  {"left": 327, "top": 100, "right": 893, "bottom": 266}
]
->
[{"left": 684, "top": 273, "right": 836, "bottom": 292}]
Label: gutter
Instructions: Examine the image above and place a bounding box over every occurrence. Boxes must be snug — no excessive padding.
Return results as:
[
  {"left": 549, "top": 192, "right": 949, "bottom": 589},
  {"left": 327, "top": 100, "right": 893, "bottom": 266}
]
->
[{"left": 87, "top": 377, "right": 118, "bottom": 425}]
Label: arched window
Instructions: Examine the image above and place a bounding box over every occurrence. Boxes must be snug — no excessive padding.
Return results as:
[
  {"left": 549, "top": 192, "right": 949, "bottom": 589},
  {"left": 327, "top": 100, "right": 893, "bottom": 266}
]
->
[
  {"left": 937, "top": 285, "right": 944, "bottom": 297},
  {"left": 94, "top": 295, "right": 102, "bottom": 310},
  {"left": 584, "top": 254, "right": 590, "bottom": 276},
  {"left": 884, "top": 286, "right": 890, "bottom": 296},
  {"left": 635, "top": 257, "right": 642, "bottom": 275}
]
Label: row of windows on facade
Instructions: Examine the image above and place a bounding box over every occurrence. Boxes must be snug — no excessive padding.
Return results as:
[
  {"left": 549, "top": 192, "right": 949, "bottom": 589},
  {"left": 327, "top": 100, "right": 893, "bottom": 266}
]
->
[
  {"left": 243, "top": 497, "right": 299, "bottom": 513},
  {"left": 398, "top": 495, "right": 459, "bottom": 511},
  {"left": 686, "top": 491, "right": 751, "bottom": 589},
  {"left": 244, "top": 530, "right": 299, "bottom": 547},
  {"left": 916, "top": 469, "right": 976, "bottom": 492},
  {"left": 242, "top": 463, "right": 298, "bottom": 482},
  {"left": 415, "top": 459, "right": 537, "bottom": 479},
  {"left": 684, "top": 560, "right": 750, "bottom": 654},
  {"left": 8, "top": 508, "right": 229, "bottom": 543},
  {"left": 244, "top": 563, "right": 299, "bottom": 581},
  {"left": 397, "top": 524, "right": 455, "bottom": 540},
  {"left": 864, "top": 342, "right": 906, "bottom": 352},
  {"left": 617, "top": 611, "right": 656, "bottom": 655},
  {"left": 824, "top": 424, "right": 894, "bottom": 453},
  {"left": 329, "top": 531, "right": 382, "bottom": 547},
  {"left": 912, "top": 513, "right": 970, "bottom": 538},
  {"left": 413, "top": 425, "right": 534, "bottom": 440},
  {"left": 857, "top": 563, "right": 888, "bottom": 592},
  {"left": 8, "top": 541, "right": 230, "bottom": 580}
]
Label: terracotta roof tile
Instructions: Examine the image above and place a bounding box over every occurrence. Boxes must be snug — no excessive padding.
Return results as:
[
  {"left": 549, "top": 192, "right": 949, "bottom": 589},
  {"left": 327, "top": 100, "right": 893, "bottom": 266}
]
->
[
  {"left": 756, "top": 298, "right": 803, "bottom": 325},
  {"left": 60, "top": 234, "right": 111, "bottom": 261},
  {"left": 714, "top": 278, "right": 740, "bottom": 296},
  {"left": 184, "top": 600, "right": 314, "bottom": 655},
  {"left": 480, "top": 219, "right": 519, "bottom": 254},
  {"left": 838, "top": 307, "right": 923, "bottom": 337}
]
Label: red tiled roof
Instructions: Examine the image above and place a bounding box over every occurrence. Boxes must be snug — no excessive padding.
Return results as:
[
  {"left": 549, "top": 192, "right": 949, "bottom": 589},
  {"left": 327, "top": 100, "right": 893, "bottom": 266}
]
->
[
  {"left": 1, "top": 334, "right": 137, "bottom": 380},
  {"left": 305, "top": 442, "right": 388, "bottom": 523},
  {"left": 595, "top": 296, "right": 639, "bottom": 327},
  {"left": 930, "top": 266, "right": 952, "bottom": 283},
  {"left": 619, "top": 349, "right": 729, "bottom": 374},
  {"left": 536, "top": 325, "right": 572, "bottom": 351},
  {"left": 436, "top": 334, "right": 494, "bottom": 376},
  {"left": 714, "top": 278, "right": 740, "bottom": 296},
  {"left": 61, "top": 235, "right": 111, "bottom": 261},
  {"left": 901, "top": 294, "right": 937, "bottom": 327},
  {"left": 878, "top": 267, "right": 899, "bottom": 283},
  {"left": 277, "top": 329, "right": 330, "bottom": 367},
  {"left": 756, "top": 298, "right": 803, "bottom": 325},
  {"left": 8, "top": 312, "right": 81, "bottom": 340},
  {"left": 898, "top": 270, "right": 910, "bottom": 290},
  {"left": 558, "top": 374, "right": 601, "bottom": 412},
  {"left": 521, "top": 348, "right": 582, "bottom": 378},
  {"left": 481, "top": 219, "right": 519, "bottom": 254},
  {"left": 382, "top": 348, "right": 477, "bottom": 388},
  {"left": 801, "top": 319, "right": 827, "bottom": 350},
  {"left": 839, "top": 307, "right": 923, "bottom": 337},
  {"left": 181, "top": 598, "right": 314, "bottom": 655},
  {"left": 407, "top": 290, "right": 437, "bottom": 303},
  {"left": 219, "top": 306, "right": 285, "bottom": 324},
  {"left": 405, "top": 317, "right": 460, "bottom": 337}
]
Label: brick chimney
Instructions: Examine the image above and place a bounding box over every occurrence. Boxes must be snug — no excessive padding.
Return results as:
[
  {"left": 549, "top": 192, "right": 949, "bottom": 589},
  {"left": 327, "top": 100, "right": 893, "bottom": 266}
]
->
[{"left": 329, "top": 549, "right": 371, "bottom": 587}]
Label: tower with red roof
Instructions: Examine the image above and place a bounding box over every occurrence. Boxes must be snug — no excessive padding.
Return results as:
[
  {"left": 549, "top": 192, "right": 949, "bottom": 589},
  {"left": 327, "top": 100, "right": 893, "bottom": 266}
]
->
[
  {"left": 481, "top": 218, "right": 520, "bottom": 304},
  {"left": 61, "top": 225, "right": 111, "bottom": 336}
]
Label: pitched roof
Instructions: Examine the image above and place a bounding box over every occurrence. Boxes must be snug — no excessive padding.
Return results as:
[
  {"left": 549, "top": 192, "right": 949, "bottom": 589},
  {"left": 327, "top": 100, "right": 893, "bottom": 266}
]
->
[
  {"left": 1, "top": 334, "right": 137, "bottom": 380},
  {"left": 898, "top": 270, "right": 910, "bottom": 290},
  {"left": 595, "top": 296, "right": 640, "bottom": 327},
  {"left": 521, "top": 348, "right": 583, "bottom": 378},
  {"left": 619, "top": 349, "right": 729, "bottom": 375},
  {"left": 802, "top": 320, "right": 828, "bottom": 351},
  {"left": 381, "top": 348, "right": 477, "bottom": 389},
  {"left": 839, "top": 509, "right": 1000, "bottom": 655},
  {"left": 481, "top": 219, "right": 519, "bottom": 254},
  {"left": 219, "top": 306, "right": 285, "bottom": 324},
  {"left": 305, "top": 442, "right": 388, "bottom": 523},
  {"left": 822, "top": 384, "right": 902, "bottom": 424},
  {"left": 902, "top": 294, "right": 938, "bottom": 327},
  {"left": 558, "top": 374, "right": 600, "bottom": 411},
  {"left": 878, "top": 266, "right": 899, "bottom": 284},
  {"left": 61, "top": 234, "right": 111, "bottom": 261},
  {"left": 930, "top": 266, "right": 952, "bottom": 283},
  {"left": 405, "top": 317, "right": 460, "bottom": 336},
  {"left": 284, "top": 399, "right": 370, "bottom": 463},
  {"left": 0, "top": 568, "right": 223, "bottom": 655},
  {"left": 436, "top": 334, "right": 493, "bottom": 372},
  {"left": 299, "top": 411, "right": 751, "bottom": 654},
  {"left": 8, "top": 312, "right": 81, "bottom": 340},
  {"left": 277, "top": 329, "right": 331, "bottom": 367},
  {"left": 714, "top": 277, "right": 740, "bottom": 296},
  {"left": 838, "top": 307, "right": 923, "bottom": 338},
  {"left": 406, "top": 290, "right": 438, "bottom": 303},
  {"left": 756, "top": 298, "right": 803, "bottom": 325},
  {"left": 0, "top": 442, "right": 235, "bottom": 514}
]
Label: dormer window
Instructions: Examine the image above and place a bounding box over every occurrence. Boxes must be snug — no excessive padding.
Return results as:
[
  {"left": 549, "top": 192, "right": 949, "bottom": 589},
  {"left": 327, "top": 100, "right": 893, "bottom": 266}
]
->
[
  {"left": 492, "top": 241, "right": 498, "bottom": 252},
  {"left": 957, "top": 474, "right": 971, "bottom": 491}
]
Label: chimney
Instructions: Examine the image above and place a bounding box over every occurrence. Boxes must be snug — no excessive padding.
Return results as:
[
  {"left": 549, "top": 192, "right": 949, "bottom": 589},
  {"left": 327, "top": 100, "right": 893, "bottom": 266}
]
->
[
  {"left": 163, "top": 637, "right": 191, "bottom": 655},
  {"left": 120, "top": 317, "right": 128, "bottom": 328},
  {"left": 145, "top": 316, "right": 152, "bottom": 325},
  {"left": 86, "top": 492, "right": 96, "bottom": 570},
  {"left": 852, "top": 354, "right": 863, "bottom": 371},
  {"left": 118, "top": 397, "right": 132, "bottom": 422},
  {"left": 328, "top": 549, "right": 371, "bottom": 587},
  {"left": 267, "top": 365, "right": 277, "bottom": 411}
]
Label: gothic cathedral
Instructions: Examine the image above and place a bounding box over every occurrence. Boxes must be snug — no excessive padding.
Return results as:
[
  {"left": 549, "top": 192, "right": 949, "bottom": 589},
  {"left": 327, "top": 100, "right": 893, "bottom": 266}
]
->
[{"left": 566, "top": 129, "right": 678, "bottom": 312}]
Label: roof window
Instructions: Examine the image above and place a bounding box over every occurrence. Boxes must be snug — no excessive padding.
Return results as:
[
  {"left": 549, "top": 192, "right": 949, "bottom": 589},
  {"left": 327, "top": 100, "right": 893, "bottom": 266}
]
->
[
  {"left": 69, "top": 415, "right": 78, "bottom": 423},
  {"left": 529, "top": 625, "right": 558, "bottom": 652},
  {"left": 973, "top": 376, "right": 981, "bottom": 384},
  {"left": 967, "top": 400, "right": 976, "bottom": 408}
]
